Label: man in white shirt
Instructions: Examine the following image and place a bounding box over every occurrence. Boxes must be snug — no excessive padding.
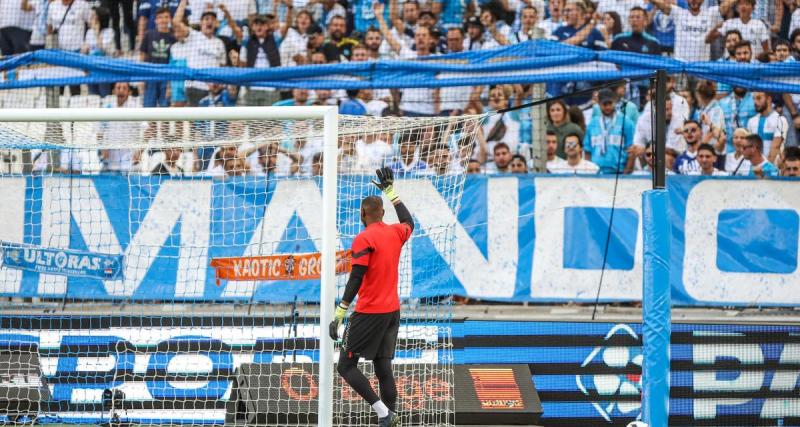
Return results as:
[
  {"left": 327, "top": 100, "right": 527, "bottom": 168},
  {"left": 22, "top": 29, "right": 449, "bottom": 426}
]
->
[
  {"left": 691, "top": 143, "right": 727, "bottom": 175},
  {"left": 649, "top": 0, "right": 722, "bottom": 62},
  {"left": 97, "top": 82, "right": 141, "bottom": 174},
  {"left": 439, "top": 27, "right": 474, "bottom": 115},
  {"left": 173, "top": 0, "right": 226, "bottom": 106},
  {"left": 375, "top": 2, "right": 439, "bottom": 116},
  {"left": 544, "top": 131, "right": 568, "bottom": 171},
  {"left": 549, "top": 132, "right": 600, "bottom": 174},
  {"left": 47, "top": 0, "right": 90, "bottom": 51},
  {"left": 747, "top": 91, "right": 786, "bottom": 163}
]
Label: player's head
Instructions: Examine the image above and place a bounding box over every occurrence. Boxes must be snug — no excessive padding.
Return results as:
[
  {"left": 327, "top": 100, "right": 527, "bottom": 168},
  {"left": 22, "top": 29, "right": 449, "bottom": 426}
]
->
[{"left": 360, "top": 195, "right": 384, "bottom": 227}]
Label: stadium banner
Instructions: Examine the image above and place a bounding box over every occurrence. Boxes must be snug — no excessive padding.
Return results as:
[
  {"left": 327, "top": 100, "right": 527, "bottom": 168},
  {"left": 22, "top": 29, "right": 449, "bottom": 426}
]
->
[
  {"left": 0, "top": 174, "right": 797, "bottom": 306},
  {"left": 0, "top": 242, "right": 123, "bottom": 281},
  {"left": 0, "top": 317, "right": 797, "bottom": 426}
]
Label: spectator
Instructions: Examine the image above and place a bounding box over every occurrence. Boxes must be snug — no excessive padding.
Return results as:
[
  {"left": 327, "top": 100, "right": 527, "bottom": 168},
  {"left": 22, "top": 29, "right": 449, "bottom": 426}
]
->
[
  {"left": 310, "top": 152, "right": 324, "bottom": 177},
  {"left": 439, "top": 28, "right": 474, "bottom": 115},
  {"left": 486, "top": 142, "right": 512, "bottom": 174},
  {"left": 387, "top": 131, "right": 428, "bottom": 175},
  {"left": 598, "top": 11, "right": 622, "bottom": 47},
  {"left": 103, "top": 0, "right": 135, "bottom": 51},
  {"left": 546, "top": 99, "right": 585, "bottom": 158},
  {"left": 310, "top": 0, "right": 346, "bottom": 28},
  {"left": 720, "top": 29, "right": 743, "bottom": 60},
  {"left": 0, "top": 0, "right": 35, "bottom": 55},
  {"left": 47, "top": 0, "right": 90, "bottom": 95},
  {"left": 391, "top": 0, "right": 420, "bottom": 47},
  {"left": 339, "top": 89, "right": 372, "bottom": 115},
  {"left": 733, "top": 39, "right": 753, "bottom": 63},
  {"left": 427, "top": 144, "right": 452, "bottom": 175},
  {"left": 466, "top": 158, "right": 483, "bottom": 174},
  {"left": 377, "top": 4, "right": 439, "bottom": 116},
  {"left": 173, "top": 0, "right": 227, "bottom": 106},
  {"left": 483, "top": 85, "right": 521, "bottom": 155},
  {"left": 274, "top": 88, "right": 311, "bottom": 106},
  {"left": 509, "top": 154, "right": 528, "bottom": 173},
  {"left": 743, "top": 133, "right": 779, "bottom": 177},
  {"left": 610, "top": 7, "right": 660, "bottom": 55},
  {"left": 326, "top": 15, "right": 358, "bottom": 60},
  {"left": 674, "top": 119, "right": 703, "bottom": 174},
  {"left": 584, "top": 88, "right": 635, "bottom": 174},
  {"left": 355, "top": 132, "right": 393, "bottom": 171},
  {"left": 781, "top": 152, "right": 800, "bottom": 176},
  {"left": 695, "top": 80, "right": 726, "bottom": 149},
  {"left": 649, "top": 0, "right": 722, "bottom": 66},
  {"left": 723, "top": 127, "right": 753, "bottom": 175},
  {"left": 553, "top": 0, "right": 606, "bottom": 50},
  {"left": 719, "top": 87, "right": 756, "bottom": 154},
  {"left": 549, "top": 132, "right": 600, "bottom": 174},
  {"left": 596, "top": 0, "right": 644, "bottom": 32},
  {"left": 237, "top": 14, "right": 281, "bottom": 106},
  {"left": 148, "top": 147, "right": 189, "bottom": 176},
  {"left": 280, "top": 10, "right": 314, "bottom": 66},
  {"left": 747, "top": 91, "right": 787, "bottom": 162},
  {"left": 136, "top": 0, "right": 183, "bottom": 49},
  {"left": 506, "top": 6, "right": 538, "bottom": 44},
  {"left": 362, "top": 27, "right": 388, "bottom": 60},
  {"left": 47, "top": 0, "right": 90, "bottom": 52},
  {"left": 140, "top": 7, "right": 174, "bottom": 113},
  {"left": 480, "top": 8, "right": 510, "bottom": 46},
  {"left": 545, "top": 130, "right": 567, "bottom": 171},
  {"left": 692, "top": 143, "right": 727, "bottom": 175},
  {"left": 82, "top": 6, "right": 116, "bottom": 97},
  {"left": 464, "top": 15, "right": 497, "bottom": 50},
  {"left": 21, "top": 0, "right": 46, "bottom": 51},
  {"left": 610, "top": 7, "right": 659, "bottom": 106},
  {"left": 710, "top": 0, "right": 770, "bottom": 57},
  {"left": 632, "top": 97, "right": 687, "bottom": 164},
  {"left": 97, "top": 82, "right": 139, "bottom": 174},
  {"left": 540, "top": 0, "right": 564, "bottom": 37}
]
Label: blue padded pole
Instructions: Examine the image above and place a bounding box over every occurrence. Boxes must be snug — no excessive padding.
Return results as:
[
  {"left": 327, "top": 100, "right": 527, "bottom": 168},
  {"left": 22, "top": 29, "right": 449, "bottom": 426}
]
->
[{"left": 642, "top": 189, "right": 671, "bottom": 427}]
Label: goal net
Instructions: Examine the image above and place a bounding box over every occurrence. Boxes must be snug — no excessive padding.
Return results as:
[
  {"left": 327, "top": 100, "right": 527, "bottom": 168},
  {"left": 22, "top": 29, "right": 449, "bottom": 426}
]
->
[{"left": 0, "top": 107, "right": 483, "bottom": 426}]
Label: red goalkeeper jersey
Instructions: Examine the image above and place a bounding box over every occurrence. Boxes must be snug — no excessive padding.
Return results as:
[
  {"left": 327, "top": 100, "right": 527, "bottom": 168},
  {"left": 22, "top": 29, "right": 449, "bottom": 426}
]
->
[{"left": 350, "top": 221, "right": 412, "bottom": 313}]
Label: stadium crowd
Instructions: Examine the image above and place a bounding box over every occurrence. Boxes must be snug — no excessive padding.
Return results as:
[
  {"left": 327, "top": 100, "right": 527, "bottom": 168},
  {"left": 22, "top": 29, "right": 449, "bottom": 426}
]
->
[{"left": 3, "top": 0, "right": 800, "bottom": 177}]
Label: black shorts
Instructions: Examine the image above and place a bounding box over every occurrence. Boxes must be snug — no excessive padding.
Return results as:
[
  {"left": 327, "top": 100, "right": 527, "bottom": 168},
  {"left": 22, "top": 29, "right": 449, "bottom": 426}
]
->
[{"left": 342, "top": 310, "right": 400, "bottom": 361}]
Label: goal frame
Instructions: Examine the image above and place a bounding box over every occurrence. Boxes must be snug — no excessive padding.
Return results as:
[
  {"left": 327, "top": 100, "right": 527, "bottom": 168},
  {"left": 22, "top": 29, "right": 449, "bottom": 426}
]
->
[{"left": 0, "top": 106, "right": 340, "bottom": 427}]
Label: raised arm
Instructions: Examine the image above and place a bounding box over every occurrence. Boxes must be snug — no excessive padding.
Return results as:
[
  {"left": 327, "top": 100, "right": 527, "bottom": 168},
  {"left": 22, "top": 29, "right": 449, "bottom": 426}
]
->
[
  {"left": 373, "top": 167, "right": 414, "bottom": 231},
  {"left": 375, "top": 1, "right": 402, "bottom": 54},
  {"left": 650, "top": 0, "right": 673, "bottom": 14},
  {"left": 173, "top": 0, "right": 189, "bottom": 32},
  {"left": 218, "top": 3, "right": 243, "bottom": 42}
]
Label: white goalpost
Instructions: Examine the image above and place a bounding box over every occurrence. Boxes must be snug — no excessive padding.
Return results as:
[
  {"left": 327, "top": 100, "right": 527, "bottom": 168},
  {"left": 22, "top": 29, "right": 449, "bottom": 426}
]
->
[{"left": 0, "top": 106, "right": 480, "bottom": 426}]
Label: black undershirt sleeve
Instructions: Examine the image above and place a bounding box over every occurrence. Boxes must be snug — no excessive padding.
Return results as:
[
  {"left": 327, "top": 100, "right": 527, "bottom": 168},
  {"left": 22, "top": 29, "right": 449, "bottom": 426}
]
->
[
  {"left": 341, "top": 264, "right": 368, "bottom": 305},
  {"left": 393, "top": 201, "right": 414, "bottom": 233}
]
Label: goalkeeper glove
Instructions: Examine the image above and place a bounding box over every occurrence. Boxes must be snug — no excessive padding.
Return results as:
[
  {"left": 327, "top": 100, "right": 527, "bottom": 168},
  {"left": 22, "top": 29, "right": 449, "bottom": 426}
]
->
[
  {"left": 372, "top": 167, "right": 398, "bottom": 203},
  {"left": 328, "top": 304, "right": 348, "bottom": 341}
]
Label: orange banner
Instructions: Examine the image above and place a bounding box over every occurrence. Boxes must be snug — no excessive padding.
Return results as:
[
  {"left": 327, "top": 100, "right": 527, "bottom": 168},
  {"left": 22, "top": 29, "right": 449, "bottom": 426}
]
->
[{"left": 210, "top": 250, "right": 352, "bottom": 284}]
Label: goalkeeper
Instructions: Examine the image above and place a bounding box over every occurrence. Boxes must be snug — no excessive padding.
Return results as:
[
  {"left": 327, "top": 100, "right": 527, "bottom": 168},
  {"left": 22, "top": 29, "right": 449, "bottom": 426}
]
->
[{"left": 329, "top": 167, "right": 413, "bottom": 427}]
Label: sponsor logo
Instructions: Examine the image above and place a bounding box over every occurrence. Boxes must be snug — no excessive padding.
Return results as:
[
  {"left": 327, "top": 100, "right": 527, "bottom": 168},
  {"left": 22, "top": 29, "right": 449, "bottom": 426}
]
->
[
  {"left": 468, "top": 368, "right": 524, "bottom": 410},
  {"left": 576, "top": 324, "right": 643, "bottom": 422}
]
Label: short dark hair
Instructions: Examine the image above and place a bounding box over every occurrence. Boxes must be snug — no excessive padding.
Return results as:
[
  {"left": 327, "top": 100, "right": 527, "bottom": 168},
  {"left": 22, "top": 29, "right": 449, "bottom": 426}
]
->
[
  {"left": 201, "top": 10, "right": 217, "bottom": 20},
  {"left": 683, "top": 119, "right": 701, "bottom": 128},
  {"left": 564, "top": 132, "right": 583, "bottom": 146},
  {"left": 447, "top": 27, "right": 464, "bottom": 36},
  {"left": 629, "top": 6, "right": 647, "bottom": 15},
  {"left": 545, "top": 130, "right": 557, "bottom": 137},
  {"left": 361, "top": 195, "right": 384, "bottom": 217},
  {"left": 734, "top": 40, "right": 752, "bottom": 51},
  {"left": 697, "top": 143, "right": 716, "bottom": 156},
  {"left": 737, "top": 0, "right": 756, "bottom": 6},
  {"left": 510, "top": 154, "right": 527, "bottom": 163},
  {"left": 154, "top": 6, "right": 171, "bottom": 16},
  {"left": 493, "top": 142, "right": 510, "bottom": 153},
  {"left": 726, "top": 29, "right": 743, "bottom": 40},
  {"left": 774, "top": 38, "right": 791, "bottom": 50},
  {"left": 746, "top": 133, "right": 764, "bottom": 153}
]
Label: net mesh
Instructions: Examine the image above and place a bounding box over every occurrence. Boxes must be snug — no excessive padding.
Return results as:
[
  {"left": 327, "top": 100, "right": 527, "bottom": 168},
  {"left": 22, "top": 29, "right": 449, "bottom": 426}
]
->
[{"left": 0, "top": 111, "right": 483, "bottom": 426}]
